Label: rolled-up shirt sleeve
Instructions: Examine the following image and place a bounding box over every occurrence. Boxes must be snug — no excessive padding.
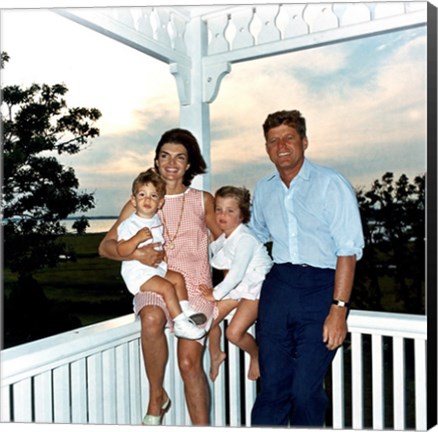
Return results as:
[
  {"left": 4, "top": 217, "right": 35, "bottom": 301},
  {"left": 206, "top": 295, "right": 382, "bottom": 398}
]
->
[{"left": 326, "top": 175, "right": 364, "bottom": 260}]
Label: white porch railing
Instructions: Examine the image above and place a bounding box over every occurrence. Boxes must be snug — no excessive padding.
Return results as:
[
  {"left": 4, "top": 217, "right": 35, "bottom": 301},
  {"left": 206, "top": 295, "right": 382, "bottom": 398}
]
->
[{"left": 1, "top": 310, "right": 427, "bottom": 429}]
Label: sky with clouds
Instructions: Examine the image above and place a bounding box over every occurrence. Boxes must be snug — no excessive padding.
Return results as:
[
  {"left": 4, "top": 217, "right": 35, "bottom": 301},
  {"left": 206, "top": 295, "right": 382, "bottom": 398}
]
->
[{"left": 1, "top": 4, "right": 428, "bottom": 217}]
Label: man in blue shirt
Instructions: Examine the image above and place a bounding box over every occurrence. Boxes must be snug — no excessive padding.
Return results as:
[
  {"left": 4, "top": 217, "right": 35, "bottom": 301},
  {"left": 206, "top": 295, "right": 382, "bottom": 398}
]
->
[{"left": 250, "top": 110, "right": 364, "bottom": 427}]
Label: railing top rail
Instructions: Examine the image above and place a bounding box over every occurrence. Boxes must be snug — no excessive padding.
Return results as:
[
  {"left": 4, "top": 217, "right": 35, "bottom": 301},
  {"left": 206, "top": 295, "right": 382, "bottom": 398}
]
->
[
  {"left": 1, "top": 310, "right": 427, "bottom": 385},
  {"left": 1, "top": 314, "right": 140, "bottom": 384},
  {"left": 347, "top": 309, "right": 427, "bottom": 339}
]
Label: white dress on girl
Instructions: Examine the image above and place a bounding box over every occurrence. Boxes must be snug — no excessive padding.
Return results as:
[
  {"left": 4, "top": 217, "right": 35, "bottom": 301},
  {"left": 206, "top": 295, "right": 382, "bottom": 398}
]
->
[{"left": 210, "top": 223, "right": 273, "bottom": 301}]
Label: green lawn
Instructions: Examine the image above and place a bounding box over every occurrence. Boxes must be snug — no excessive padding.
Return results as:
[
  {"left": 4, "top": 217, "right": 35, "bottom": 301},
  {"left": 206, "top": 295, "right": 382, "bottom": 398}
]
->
[{"left": 3, "top": 233, "right": 134, "bottom": 335}]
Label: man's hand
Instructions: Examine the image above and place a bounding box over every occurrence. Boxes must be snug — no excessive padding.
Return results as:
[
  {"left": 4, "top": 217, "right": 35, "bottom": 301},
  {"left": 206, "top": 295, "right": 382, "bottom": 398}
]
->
[
  {"left": 322, "top": 306, "right": 348, "bottom": 351},
  {"left": 134, "top": 242, "right": 165, "bottom": 267}
]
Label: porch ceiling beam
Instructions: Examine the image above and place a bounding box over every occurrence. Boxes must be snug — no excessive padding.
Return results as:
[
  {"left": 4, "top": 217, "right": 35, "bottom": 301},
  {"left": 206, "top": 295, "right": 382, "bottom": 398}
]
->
[{"left": 55, "top": 8, "right": 191, "bottom": 67}]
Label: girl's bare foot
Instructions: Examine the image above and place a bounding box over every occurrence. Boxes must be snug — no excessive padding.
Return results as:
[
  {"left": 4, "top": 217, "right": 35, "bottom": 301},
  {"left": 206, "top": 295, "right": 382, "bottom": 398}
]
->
[
  {"left": 248, "top": 356, "right": 260, "bottom": 381},
  {"left": 209, "top": 351, "right": 227, "bottom": 381}
]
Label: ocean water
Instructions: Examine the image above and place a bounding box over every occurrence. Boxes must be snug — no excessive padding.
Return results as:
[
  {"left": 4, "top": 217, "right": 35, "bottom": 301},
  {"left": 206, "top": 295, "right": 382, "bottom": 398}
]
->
[{"left": 63, "top": 218, "right": 117, "bottom": 234}]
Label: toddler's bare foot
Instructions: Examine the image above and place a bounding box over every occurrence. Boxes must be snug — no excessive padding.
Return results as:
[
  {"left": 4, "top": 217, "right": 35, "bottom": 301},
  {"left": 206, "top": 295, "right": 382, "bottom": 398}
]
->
[
  {"left": 248, "top": 356, "right": 260, "bottom": 381},
  {"left": 209, "top": 352, "right": 226, "bottom": 381}
]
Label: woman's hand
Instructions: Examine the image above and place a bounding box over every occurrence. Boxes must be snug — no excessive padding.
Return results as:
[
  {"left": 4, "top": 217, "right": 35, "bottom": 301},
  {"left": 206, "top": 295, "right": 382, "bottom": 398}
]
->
[
  {"left": 134, "top": 242, "right": 165, "bottom": 267},
  {"left": 199, "top": 284, "right": 215, "bottom": 302}
]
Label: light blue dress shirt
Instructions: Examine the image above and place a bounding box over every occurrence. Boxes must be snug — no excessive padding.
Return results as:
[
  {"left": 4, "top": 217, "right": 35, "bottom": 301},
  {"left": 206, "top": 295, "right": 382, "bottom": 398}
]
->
[{"left": 250, "top": 158, "right": 364, "bottom": 269}]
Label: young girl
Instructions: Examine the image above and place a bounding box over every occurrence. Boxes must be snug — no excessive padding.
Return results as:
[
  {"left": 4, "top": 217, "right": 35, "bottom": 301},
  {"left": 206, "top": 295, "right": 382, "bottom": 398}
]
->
[{"left": 199, "top": 186, "right": 273, "bottom": 381}]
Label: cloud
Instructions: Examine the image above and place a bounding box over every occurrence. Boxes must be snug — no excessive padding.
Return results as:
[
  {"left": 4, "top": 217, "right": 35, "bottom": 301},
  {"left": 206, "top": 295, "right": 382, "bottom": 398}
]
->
[
  {"left": 2, "top": 9, "right": 427, "bottom": 216},
  {"left": 2, "top": 9, "right": 179, "bottom": 137},
  {"left": 208, "top": 28, "right": 426, "bottom": 196}
]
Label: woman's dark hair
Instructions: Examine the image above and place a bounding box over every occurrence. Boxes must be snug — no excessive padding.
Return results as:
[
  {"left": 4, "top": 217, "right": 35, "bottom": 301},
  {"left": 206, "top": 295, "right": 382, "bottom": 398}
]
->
[
  {"left": 154, "top": 128, "right": 207, "bottom": 186},
  {"left": 215, "top": 185, "right": 251, "bottom": 224}
]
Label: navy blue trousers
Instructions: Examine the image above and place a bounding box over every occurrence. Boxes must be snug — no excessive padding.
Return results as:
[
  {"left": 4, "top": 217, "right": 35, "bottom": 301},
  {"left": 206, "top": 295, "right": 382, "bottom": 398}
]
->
[{"left": 251, "top": 263, "right": 337, "bottom": 427}]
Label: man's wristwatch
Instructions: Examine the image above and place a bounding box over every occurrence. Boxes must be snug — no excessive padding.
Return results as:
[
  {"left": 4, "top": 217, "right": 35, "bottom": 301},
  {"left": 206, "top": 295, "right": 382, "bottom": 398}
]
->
[{"left": 332, "top": 299, "right": 350, "bottom": 308}]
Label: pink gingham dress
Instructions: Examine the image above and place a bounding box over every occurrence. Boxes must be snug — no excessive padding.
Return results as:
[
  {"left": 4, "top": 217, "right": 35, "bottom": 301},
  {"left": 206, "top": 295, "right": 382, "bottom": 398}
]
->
[{"left": 133, "top": 188, "right": 216, "bottom": 332}]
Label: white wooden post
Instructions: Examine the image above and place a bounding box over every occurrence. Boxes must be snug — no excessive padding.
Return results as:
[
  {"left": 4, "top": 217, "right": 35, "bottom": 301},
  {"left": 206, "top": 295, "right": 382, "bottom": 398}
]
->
[{"left": 174, "top": 16, "right": 212, "bottom": 192}]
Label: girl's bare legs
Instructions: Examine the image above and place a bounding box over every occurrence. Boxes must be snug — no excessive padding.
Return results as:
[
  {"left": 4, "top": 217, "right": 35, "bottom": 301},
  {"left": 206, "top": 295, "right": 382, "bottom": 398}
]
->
[
  {"left": 178, "top": 338, "right": 210, "bottom": 425},
  {"left": 208, "top": 325, "right": 226, "bottom": 381},
  {"left": 225, "top": 299, "right": 260, "bottom": 380},
  {"left": 208, "top": 299, "right": 238, "bottom": 381},
  {"left": 139, "top": 305, "right": 169, "bottom": 416}
]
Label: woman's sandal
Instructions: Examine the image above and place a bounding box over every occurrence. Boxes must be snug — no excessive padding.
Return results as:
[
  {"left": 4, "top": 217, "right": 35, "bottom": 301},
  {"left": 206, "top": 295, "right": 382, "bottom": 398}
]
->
[{"left": 142, "top": 397, "right": 171, "bottom": 425}]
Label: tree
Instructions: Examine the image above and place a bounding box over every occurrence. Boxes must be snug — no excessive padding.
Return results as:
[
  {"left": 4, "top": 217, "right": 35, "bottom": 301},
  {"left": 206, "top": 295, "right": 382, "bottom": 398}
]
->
[
  {"left": 355, "top": 172, "right": 425, "bottom": 314},
  {"left": 2, "top": 53, "right": 102, "bottom": 346},
  {"left": 72, "top": 216, "right": 90, "bottom": 235},
  {"left": 1, "top": 53, "right": 101, "bottom": 277}
]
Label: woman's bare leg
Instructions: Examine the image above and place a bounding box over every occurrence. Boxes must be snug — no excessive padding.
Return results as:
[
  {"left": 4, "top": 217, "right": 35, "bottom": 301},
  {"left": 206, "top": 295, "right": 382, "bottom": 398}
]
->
[
  {"left": 139, "top": 305, "right": 169, "bottom": 416},
  {"left": 177, "top": 338, "right": 210, "bottom": 425},
  {"left": 225, "top": 299, "right": 260, "bottom": 380}
]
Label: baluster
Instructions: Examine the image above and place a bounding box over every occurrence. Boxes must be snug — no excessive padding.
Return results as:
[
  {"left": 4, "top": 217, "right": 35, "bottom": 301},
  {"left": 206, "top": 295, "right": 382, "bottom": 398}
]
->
[
  {"left": 34, "top": 371, "right": 53, "bottom": 423},
  {"left": 115, "top": 344, "right": 130, "bottom": 425},
  {"left": 12, "top": 379, "right": 33, "bottom": 422},
  {"left": 154, "top": 8, "right": 172, "bottom": 46},
  {"left": 207, "top": 320, "right": 227, "bottom": 426},
  {"left": 228, "top": 340, "right": 242, "bottom": 426},
  {"left": 371, "top": 334, "right": 384, "bottom": 430},
  {"left": 393, "top": 337, "right": 406, "bottom": 430},
  {"left": 128, "top": 340, "right": 142, "bottom": 424},
  {"left": 229, "top": 7, "right": 255, "bottom": 50},
  {"left": 87, "top": 353, "right": 104, "bottom": 424},
  {"left": 414, "top": 339, "right": 427, "bottom": 430},
  {"left": 137, "top": 7, "right": 154, "bottom": 39},
  {"left": 207, "top": 14, "right": 230, "bottom": 55},
  {"left": 53, "top": 364, "right": 71, "bottom": 423},
  {"left": 351, "top": 332, "right": 364, "bottom": 429},
  {"left": 254, "top": 4, "right": 281, "bottom": 45},
  {"left": 1, "top": 385, "right": 11, "bottom": 422},
  {"left": 331, "top": 347, "right": 345, "bottom": 429},
  {"left": 279, "top": 4, "right": 308, "bottom": 39},
  {"left": 244, "top": 325, "right": 257, "bottom": 426},
  {"left": 71, "top": 358, "right": 87, "bottom": 424},
  {"left": 102, "top": 349, "right": 117, "bottom": 424},
  {"left": 334, "top": 3, "right": 371, "bottom": 26},
  {"left": 170, "top": 13, "right": 187, "bottom": 53},
  {"left": 304, "top": 4, "right": 339, "bottom": 33}
]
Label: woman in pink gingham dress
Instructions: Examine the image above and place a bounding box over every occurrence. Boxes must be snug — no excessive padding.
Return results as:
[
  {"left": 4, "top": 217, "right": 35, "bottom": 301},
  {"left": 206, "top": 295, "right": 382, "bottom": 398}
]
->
[{"left": 99, "top": 129, "right": 221, "bottom": 426}]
